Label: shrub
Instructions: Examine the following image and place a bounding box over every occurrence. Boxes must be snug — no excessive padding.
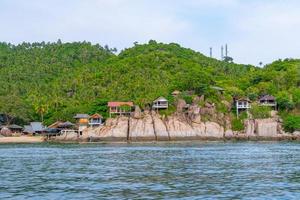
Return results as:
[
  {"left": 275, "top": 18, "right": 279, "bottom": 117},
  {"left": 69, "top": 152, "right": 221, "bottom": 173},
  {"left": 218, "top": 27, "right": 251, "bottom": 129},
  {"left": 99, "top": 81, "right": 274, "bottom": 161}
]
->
[
  {"left": 232, "top": 118, "right": 244, "bottom": 131},
  {"left": 250, "top": 104, "right": 271, "bottom": 119},
  {"left": 159, "top": 105, "right": 176, "bottom": 117},
  {"left": 283, "top": 115, "right": 300, "bottom": 133}
]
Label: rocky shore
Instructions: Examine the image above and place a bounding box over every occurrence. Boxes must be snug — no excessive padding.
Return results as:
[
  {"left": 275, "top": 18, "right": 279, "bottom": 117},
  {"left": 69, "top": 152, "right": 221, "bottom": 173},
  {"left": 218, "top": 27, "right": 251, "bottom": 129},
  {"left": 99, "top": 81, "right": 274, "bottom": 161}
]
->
[
  {"left": 74, "top": 107, "right": 298, "bottom": 142},
  {"left": 47, "top": 98, "right": 300, "bottom": 143}
]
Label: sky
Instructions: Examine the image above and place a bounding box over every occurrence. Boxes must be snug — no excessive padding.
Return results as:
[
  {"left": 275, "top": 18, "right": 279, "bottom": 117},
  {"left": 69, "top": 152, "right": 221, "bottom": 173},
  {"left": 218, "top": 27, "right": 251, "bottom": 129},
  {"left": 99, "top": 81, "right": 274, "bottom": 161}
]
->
[{"left": 0, "top": 0, "right": 299, "bottom": 65}]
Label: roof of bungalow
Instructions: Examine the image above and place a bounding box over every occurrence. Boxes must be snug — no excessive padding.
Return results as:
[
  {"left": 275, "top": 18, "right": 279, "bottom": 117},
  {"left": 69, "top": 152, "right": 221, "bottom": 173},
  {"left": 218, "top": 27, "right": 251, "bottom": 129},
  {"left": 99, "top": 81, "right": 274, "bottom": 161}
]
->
[
  {"left": 58, "top": 121, "right": 75, "bottom": 128},
  {"left": 23, "top": 125, "right": 34, "bottom": 134},
  {"left": 235, "top": 97, "right": 251, "bottom": 102},
  {"left": 73, "top": 114, "right": 90, "bottom": 119},
  {"left": 153, "top": 97, "right": 168, "bottom": 102},
  {"left": 90, "top": 113, "right": 103, "bottom": 119},
  {"left": 107, "top": 102, "right": 134, "bottom": 107},
  {"left": 48, "top": 121, "right": 64, "bottom": 129},
  {"left": 259, "top": 95, "right": 275, "bottom": 101},
  {"left": 30, "top": 122, "right": 44, "bottom": 132},
  {"left": 8, "top": 124, "right": 23, "bottom": 129}
]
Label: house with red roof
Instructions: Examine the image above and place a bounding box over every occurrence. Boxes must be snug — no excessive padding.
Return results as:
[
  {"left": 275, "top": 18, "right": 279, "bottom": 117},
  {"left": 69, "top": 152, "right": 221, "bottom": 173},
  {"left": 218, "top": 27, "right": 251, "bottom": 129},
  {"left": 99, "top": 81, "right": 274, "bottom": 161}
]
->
[{"left": 107, "top": 102, "right": 134, "bottom": 117}]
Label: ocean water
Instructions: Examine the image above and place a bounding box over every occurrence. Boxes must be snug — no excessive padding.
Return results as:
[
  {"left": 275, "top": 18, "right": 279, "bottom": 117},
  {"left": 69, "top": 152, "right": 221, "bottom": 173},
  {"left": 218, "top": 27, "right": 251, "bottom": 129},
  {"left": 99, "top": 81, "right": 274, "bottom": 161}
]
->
[{"left": 0, "top": 142, "right": 300, "bottom": 200}]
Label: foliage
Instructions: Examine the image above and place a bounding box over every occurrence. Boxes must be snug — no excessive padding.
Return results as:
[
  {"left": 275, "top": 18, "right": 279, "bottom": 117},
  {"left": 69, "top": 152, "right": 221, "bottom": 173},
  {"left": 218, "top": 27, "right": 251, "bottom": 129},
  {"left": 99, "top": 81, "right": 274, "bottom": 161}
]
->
[
  {"left": 283, "top": 114, "right": 300, "bottom": 133},
  {"left": 231, "top": 118, "right": 244, "bottom": 131},
  {"left": 250, "top": 104, "right": 271, "bottom": 119},
  {"left": 0, "top": 40, "right": 299, "bottom": 125}
]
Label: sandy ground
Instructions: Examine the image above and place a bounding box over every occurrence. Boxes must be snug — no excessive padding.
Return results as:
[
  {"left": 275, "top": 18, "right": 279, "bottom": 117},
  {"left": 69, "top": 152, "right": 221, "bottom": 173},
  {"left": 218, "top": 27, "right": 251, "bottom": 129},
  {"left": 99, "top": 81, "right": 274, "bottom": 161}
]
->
[{"left": 0, "top": 136, "right": 44, "bottom": 143}]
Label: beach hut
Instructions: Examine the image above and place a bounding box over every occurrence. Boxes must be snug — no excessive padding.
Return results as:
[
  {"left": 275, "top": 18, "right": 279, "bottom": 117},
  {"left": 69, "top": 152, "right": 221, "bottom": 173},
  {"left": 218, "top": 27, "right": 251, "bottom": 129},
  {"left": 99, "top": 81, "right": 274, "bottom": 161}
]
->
[
  {"left": 235, "top": 98, "right": 251, "bottom": 117},
  {"left": 107, "top": 102, "right": 134, "bottom": 117},
  {"left": 89, "top": 113, "right": 103, "bottom": 127},
  {"left": 259, "top": 95, "right": 277, "bottom": 109},
  {"left": 8, "top": 124, "right": 23, "bottom": 133},
  {"left": 152, "top": 97, "right": 169, "bottom": 110},
  {"left": 74, "top": 114, "right": 90, "bottom": 133},
  {"left": 30, "top": 122, "right": 45, "bottom": 134}
]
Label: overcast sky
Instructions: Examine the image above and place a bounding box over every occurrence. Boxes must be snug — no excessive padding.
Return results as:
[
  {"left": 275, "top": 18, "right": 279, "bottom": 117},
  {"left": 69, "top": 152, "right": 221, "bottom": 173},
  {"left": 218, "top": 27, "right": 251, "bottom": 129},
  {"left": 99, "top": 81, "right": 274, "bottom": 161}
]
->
[{"left": 0, "top": 0, "right": 299, "bottom": 65}]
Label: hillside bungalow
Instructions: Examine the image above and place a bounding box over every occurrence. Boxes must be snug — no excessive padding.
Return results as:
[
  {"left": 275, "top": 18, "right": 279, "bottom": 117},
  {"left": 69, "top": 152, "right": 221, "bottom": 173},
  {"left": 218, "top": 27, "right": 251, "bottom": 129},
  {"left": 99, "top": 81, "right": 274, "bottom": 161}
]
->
[
  {"left": 74, "top": 114, "right": 90, "bottom": 133},
  {"left": 89, "top": 113, "right": 103, "bottom": 127},
  {"left": 152, "top": 97, "right": 168, "bottom": 110},
  {"left": 108, "top": 102, "right": 134, "bottom": 117},
  {"left": 235, "top": 98, "right": 251, "bottom": 117},
  {"left": 259, "top": 95, "right": 277, "bottom": 109}
]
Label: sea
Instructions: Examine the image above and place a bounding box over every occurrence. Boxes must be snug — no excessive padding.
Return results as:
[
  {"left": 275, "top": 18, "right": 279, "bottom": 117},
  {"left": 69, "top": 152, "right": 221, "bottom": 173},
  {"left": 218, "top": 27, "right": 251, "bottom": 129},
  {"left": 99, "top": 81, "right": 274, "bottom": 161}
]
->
[{"left": 1, "top": 142, "right": 300, "bottom": 199}]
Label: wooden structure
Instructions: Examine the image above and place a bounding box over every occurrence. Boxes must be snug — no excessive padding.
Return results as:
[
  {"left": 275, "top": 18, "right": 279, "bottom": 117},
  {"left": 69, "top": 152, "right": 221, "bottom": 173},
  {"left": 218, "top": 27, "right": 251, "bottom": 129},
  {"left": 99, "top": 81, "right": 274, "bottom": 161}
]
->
[
  {"left": 107, "top": 102, "right": 134, "bottom": 117},
  {"left": 89, "top": 113, "right": 103, "bottom": 127},
  {"left": 152, "top": 97, "right": 168, "bottom": 110},
  {"left": 259, "top": 95, "right": 277, "bottom": 109},
  {"left": 8, "top": 124, "right": 23, "bottom": 133},
  {"left": 73, "top": 114, "right": 90, "bottom": 133},
  {"left": 235, "top": 98, "right": 251, "bottom": 118}
]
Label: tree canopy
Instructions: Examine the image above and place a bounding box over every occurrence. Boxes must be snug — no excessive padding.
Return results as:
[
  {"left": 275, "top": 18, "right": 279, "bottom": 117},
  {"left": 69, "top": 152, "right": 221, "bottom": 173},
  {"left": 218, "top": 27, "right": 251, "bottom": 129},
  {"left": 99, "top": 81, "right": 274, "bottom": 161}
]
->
[{"left": 0, "top": 40, "right": 299, "bottom": 125}]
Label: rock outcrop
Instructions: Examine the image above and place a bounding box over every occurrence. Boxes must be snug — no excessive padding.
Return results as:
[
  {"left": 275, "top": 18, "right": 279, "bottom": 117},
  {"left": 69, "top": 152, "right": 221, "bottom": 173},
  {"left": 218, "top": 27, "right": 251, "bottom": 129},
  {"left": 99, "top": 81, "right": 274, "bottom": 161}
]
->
[{"left": 53, "top": 100, "right": 298, "bottom": 142}]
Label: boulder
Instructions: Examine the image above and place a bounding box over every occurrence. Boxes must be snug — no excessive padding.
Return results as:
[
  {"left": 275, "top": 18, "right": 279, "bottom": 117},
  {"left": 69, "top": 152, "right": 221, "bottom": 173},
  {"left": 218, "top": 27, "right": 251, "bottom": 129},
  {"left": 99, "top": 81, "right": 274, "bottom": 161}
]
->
[
  {"left": 97, "top": 117, "right": 129, "bottom": 141},
  {"left": 176, "top": 99, "right": 187, "bottom": 113},
  {"left": 166, "top": 115, "right": 197, "bottom": 139},
  {"left": 244, "top": 119, "right": 255, "bottom": 136},
  {"left": 129, "top": 113, "right": 156, "bottom": 141},
  {"left": 151, "top": 112, "right": 169, "bottom": 140},
  {"left": 202, "top": 122, "right": 224, "bottom": 138},
  {"left": 133, "top": 105, "right": 143, "bottom": 119},
  {"left": 255, "top": 118, "right": 278, "bottom": 137}
]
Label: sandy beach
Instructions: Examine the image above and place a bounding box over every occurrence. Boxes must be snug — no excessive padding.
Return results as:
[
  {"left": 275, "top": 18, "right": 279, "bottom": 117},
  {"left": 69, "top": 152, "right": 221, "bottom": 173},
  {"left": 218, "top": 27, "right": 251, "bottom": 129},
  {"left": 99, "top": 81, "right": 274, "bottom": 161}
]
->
[{"left": 0, "top": 136, "right": 44, "bottom": 144}]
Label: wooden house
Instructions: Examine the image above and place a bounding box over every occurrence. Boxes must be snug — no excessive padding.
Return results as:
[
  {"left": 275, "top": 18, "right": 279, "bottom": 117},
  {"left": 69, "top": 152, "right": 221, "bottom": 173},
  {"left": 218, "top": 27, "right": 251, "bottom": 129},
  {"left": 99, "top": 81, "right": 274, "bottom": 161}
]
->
[
  {"left": 73, "top": 114, "right": 90, "bottom": 133},
  {"left": 235, "top": 98, "right": 251, "bottom": 117},
  {"left": 108, "top": 102, "right": 134, "bottom": 117},
  {"left": 259, "top": 95, "right": 277, "bottom": 109},
  {"left": 152, "top": 97, "right": 168, "bottom": 110},
  {"left": 89, "top": 113, "right": 103, "bottom": 127}
]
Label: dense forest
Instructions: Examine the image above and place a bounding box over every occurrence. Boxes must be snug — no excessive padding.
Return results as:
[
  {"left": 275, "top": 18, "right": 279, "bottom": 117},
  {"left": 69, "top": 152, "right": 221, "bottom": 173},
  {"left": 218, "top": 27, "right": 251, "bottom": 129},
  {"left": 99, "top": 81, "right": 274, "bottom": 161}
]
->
[{"left": 0, "top": 40, "right": 299, "bottom": 130}]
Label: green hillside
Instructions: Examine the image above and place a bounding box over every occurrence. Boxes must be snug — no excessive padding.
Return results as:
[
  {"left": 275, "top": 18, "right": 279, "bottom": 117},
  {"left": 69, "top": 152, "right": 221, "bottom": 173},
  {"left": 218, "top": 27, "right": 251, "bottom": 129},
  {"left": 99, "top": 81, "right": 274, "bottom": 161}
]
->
[{"left": 0, "top": 40, "right": 299, "bottom": 127}]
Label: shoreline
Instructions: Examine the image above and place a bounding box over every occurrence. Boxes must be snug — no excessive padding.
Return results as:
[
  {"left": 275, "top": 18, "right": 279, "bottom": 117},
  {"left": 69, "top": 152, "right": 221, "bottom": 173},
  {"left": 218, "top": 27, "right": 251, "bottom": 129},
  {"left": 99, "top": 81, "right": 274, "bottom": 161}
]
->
[
  {"left": 1, "top": 135, "right": 300, "bottom": 144},
  {"left": 0, "top": 136, "right": 44, "bottom": 144}
]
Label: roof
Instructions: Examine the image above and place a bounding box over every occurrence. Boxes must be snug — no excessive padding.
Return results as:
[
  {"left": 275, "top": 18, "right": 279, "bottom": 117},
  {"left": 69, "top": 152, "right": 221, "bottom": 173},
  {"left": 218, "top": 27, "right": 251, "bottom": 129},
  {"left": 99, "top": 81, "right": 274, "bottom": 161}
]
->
[
  {"left": 236, "top": 97, "right": 251, "bottom": 102},
  {"left": 73, "top": 114, "right": 90, "bottom": 119},
  {"left": 90, "top": 113, "right": 103, "bottom": 119},
  {"left": 48, "top": 121, "right": 64, "bottom": 128},
  {"left": 107, "top": 102, "right": 134, "bottom": 107},
  {"left": 259, "top": 95, "right": 275, "bottom": 101},
  {"left": 23, "top": 125, "right": 34, "bottom": 134},
  {"left": 58, "top": 121, "right": 75, "bottom": 128},
  {"left": 153, "top": 97, "right": 168, "bottom": 102},
  {"left": 8, "top": 124, "right": 23, "bottom": 129},
  {"left": 30, "top": 122, "right": 44, "bottom": 132}
]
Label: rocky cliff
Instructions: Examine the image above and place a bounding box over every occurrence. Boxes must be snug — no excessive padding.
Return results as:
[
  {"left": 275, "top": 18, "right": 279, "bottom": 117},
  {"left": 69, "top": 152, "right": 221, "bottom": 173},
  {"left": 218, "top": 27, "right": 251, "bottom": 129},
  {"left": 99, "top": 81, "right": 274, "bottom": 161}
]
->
[{"left": 78, "top": 100, "right": 298, "bottom": 142}]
